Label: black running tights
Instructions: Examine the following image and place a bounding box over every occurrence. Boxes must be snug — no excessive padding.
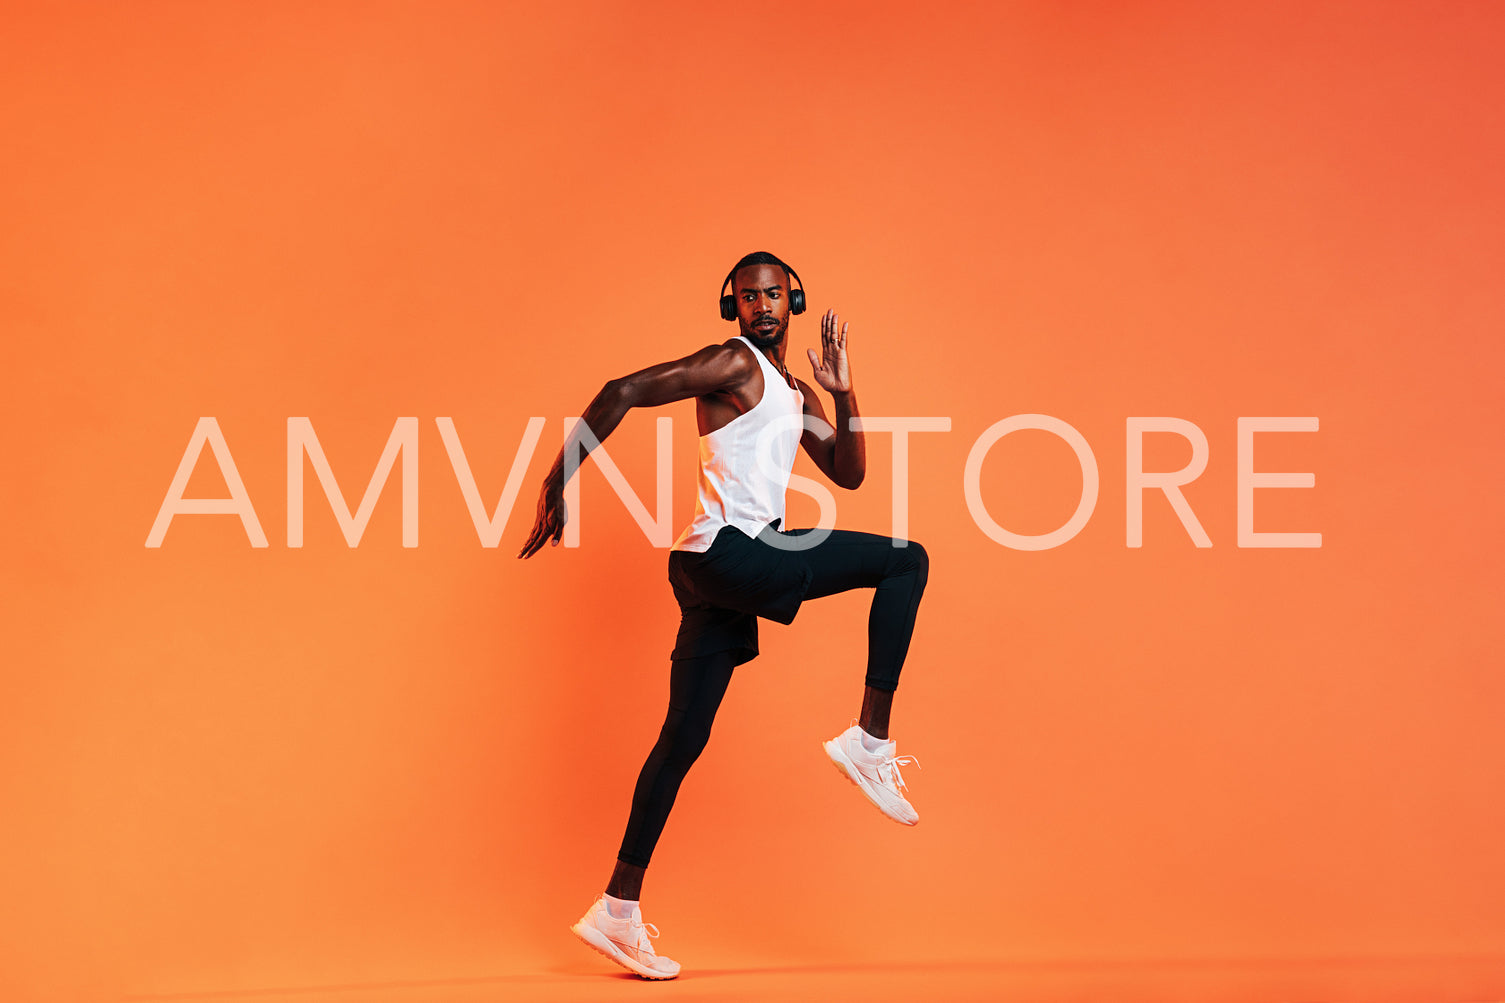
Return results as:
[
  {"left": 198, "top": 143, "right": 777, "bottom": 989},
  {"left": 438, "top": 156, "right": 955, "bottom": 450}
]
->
[{"left": 616, "top": 532, "right": 928, "bottom": 868}]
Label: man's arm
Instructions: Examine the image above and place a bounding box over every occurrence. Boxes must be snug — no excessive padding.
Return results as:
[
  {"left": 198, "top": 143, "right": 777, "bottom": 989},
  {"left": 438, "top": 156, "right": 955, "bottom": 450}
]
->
[
  {"left": 799, "top": 309, "right": 866, "bottom": 490},
  {"left": 517, "top": 342, "right": 755, "bottom": 558}
]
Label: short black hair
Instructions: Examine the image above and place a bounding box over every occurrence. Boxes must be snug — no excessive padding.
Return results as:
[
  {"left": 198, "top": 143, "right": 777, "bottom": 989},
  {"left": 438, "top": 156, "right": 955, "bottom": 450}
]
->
[{"left": 727, "top": 250, "right": 793, "bottom": 287}]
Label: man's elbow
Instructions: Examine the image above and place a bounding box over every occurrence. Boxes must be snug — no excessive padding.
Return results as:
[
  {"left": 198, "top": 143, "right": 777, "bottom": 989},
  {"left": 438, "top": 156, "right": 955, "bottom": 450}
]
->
[{"left": 599, "top": 377, "right": 636, "bottom": 410}]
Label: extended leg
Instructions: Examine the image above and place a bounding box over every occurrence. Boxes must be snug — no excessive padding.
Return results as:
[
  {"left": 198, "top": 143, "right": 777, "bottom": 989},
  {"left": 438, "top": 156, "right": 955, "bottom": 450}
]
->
[
  {"left": 606, "top": 861, "right": 646, "bottom": 901},
  {"left": 613, "top": 650, "right": 738, "bottom": 880},
  {"left": 575, "top": 651, "right": 737, "bottom": 979}
]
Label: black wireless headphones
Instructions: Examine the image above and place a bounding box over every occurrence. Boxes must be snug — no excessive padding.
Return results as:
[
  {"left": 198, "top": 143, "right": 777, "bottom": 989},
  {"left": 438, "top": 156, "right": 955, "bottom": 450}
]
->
[{"left": 718, "top": 255, "right": 806, "bottom": 321}]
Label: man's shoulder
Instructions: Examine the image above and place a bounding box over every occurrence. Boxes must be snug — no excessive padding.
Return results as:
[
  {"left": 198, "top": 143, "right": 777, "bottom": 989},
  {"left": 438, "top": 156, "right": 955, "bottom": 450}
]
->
[
  {"left": 710, "top": 335, "right": 753, "bottom": 356},
  {"left": 695, "top": 337, "right": 758, "bottom": 375}
]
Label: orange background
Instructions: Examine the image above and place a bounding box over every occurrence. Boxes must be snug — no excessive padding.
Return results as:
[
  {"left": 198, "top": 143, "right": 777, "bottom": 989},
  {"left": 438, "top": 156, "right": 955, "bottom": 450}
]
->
[{"left": 5, "top": 2, "right": 1504, "bottom": 1001}]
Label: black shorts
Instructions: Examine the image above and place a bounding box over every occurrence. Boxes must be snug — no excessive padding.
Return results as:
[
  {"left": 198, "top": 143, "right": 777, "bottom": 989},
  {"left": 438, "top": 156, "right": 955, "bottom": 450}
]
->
[{"left": 667, "top": 522, "right": 815, "bottom": 665}]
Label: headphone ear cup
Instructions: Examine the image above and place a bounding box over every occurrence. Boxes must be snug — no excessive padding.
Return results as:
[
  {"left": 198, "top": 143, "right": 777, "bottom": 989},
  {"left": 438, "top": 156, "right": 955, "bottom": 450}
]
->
[
  {"left": 790, "top": 288, "right": 806, "bottom": 315},
  {"left": 720, "top": 294, "right": 737, "bottom": 321}
]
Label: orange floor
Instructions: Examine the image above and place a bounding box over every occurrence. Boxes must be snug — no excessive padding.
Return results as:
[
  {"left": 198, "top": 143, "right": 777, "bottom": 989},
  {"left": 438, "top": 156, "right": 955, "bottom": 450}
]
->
[{"left": 120, "top": 957, "right": 1505, "bottom": 1003}]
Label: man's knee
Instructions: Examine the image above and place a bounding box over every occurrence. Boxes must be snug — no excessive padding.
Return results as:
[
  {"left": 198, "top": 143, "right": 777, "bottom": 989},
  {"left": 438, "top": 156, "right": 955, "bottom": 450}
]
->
[{"left": 896, "top": 539, "right": 929, "bottom": 582}]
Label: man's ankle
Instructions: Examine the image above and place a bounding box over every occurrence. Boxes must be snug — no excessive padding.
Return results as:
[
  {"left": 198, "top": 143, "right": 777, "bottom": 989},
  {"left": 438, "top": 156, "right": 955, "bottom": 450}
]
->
[{"left": 603, "top": 893, "right": 639, "bottom": 920}]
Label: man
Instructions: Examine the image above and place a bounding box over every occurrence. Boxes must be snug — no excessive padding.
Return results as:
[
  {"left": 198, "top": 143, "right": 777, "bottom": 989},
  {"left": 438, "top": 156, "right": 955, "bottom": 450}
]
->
[{"left": 519, "top": 251, "right": 929, "bottom": 980}]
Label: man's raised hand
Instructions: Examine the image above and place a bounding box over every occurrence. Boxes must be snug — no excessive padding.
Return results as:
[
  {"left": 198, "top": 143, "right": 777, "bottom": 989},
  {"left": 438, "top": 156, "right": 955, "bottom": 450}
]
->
[{"left": 807, "top": 308, "right": 852, "bottom": 394}]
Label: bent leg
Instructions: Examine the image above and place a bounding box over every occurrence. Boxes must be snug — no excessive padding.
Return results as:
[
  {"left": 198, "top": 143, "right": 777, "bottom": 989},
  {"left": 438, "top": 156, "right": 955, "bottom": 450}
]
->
[
  {"left": 795, "top": 530, "right": 930, "bottom": 693},
  {"left": 614, "top": 650, "right": 738, "bottom": 876}
]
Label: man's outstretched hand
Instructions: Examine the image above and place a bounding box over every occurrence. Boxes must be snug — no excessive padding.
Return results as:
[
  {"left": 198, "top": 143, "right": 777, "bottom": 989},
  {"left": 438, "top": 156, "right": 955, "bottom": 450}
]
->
[
  {"left": 518, "top": 479, "right": 567, "bottom": 558},
  {"left": 807, "top": 308, "right": 852, "bottom": 394}
]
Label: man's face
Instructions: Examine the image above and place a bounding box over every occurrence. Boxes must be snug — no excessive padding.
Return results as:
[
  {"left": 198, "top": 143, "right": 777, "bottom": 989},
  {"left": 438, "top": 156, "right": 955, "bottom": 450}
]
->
[{"left": 733, "top": 263, "right": 792, "bottom": 349}]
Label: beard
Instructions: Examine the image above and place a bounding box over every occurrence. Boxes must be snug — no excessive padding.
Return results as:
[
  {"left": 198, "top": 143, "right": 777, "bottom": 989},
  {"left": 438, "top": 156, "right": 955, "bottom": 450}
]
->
[{"left": 741, "top": 317, "right": 787, "bottom": 349}]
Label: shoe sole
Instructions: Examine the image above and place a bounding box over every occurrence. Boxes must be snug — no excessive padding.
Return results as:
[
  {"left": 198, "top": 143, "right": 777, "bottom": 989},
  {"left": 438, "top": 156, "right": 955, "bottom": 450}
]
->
[
  {"left": 570, "top": 920, "right": 680, "bottom": 980},
  {"left": 823, "top": 739, "right": 919, "bottom": 826}
]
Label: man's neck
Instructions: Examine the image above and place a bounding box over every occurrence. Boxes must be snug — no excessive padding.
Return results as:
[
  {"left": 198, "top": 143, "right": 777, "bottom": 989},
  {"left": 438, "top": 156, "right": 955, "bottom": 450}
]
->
[
  {"left": 739, "top": 330, "right": 790, "bottom": 377},
  {"left": 763, "top": 344, "right": 787, "bottom": 370}
]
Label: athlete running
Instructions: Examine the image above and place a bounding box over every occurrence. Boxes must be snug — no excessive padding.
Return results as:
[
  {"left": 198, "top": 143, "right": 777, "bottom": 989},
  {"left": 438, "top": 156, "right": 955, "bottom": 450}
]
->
[{"left": 519, "top": 251, "right": 929, "bottom": 979}]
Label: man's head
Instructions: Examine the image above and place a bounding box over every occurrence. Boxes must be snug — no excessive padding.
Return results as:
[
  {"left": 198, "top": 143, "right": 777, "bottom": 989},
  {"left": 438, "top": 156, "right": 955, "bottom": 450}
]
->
[{"left": 719, "top": 251, "right": 806, "bottom": 349}]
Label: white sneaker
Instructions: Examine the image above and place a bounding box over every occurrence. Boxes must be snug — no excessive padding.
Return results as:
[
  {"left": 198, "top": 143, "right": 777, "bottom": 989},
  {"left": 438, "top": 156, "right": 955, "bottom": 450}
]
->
[
  {"left": 824, "top": 723, "right": 921, "bottom": 825},
  {"left": 570, "top": 895, "right": 681, "bottom": 980}
]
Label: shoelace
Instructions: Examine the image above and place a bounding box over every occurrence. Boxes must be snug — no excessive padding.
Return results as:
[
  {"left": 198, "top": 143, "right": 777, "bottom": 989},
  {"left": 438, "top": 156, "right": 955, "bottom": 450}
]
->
[
  {"left": 881, "top": 753, "right": 921, "bottom": 792},
  {"left": 628, "top": 917, "right": 662, "bottom": 951},
  {"left": 608, "top": 911, "right": 664, "bottom": 955}
]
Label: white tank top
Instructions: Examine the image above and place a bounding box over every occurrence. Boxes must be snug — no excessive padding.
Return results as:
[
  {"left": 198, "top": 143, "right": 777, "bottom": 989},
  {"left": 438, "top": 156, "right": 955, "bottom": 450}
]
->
[{"left": 671, "top": 336, "right": 805, "bottom": 552}]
